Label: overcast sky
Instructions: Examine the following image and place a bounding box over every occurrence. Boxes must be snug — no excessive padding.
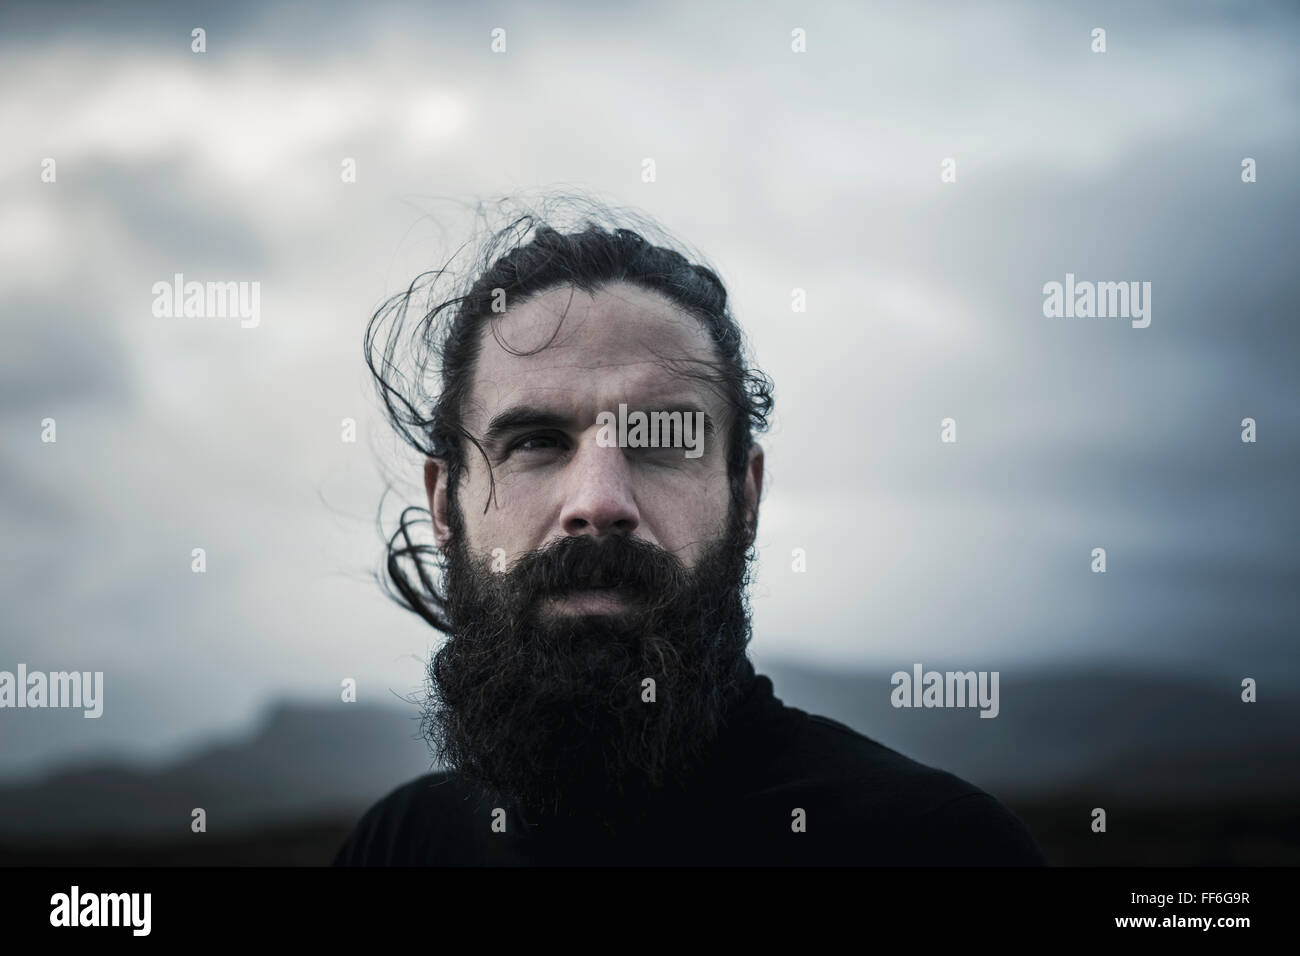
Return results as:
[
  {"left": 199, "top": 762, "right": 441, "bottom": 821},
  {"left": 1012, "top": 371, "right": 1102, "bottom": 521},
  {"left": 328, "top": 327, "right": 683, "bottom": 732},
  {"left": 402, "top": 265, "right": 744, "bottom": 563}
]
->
[{"left": 1, "top": 0, "right": 1297, "bottom": 778}]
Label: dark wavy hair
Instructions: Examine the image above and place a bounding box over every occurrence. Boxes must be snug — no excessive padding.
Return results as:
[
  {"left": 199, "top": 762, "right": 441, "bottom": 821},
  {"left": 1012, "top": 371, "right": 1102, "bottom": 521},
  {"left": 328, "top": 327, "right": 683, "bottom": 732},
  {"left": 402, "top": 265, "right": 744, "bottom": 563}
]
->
[{"left": 365, "top": 192, "right": 774, "bottom": 633}]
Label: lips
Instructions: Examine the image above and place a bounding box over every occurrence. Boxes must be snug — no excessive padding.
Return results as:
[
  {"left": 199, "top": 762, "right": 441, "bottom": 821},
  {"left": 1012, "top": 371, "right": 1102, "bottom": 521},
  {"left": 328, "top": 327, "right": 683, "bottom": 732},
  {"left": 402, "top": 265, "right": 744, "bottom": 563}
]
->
[
  {"left": 557, "top": 578, "right": 632, "bottom": 596},
  {"left": 577, "top": 572, "right": 620, "bottom": 589}
]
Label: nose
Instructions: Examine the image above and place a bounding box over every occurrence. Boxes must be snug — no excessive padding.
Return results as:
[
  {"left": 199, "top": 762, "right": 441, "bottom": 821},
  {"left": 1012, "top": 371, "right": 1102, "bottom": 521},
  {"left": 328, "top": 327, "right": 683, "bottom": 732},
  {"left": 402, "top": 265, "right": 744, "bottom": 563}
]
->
[{"left": 557, "top": 432, "right": 640, "bottom": 537}]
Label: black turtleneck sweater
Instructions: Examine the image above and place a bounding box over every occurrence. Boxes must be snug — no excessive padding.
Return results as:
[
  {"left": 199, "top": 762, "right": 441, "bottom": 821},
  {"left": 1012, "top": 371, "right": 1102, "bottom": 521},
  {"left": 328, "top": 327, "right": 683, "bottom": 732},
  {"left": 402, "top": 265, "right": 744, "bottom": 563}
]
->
[{"left": 331, "top": 667, "right": 1047, "bottom": 866}]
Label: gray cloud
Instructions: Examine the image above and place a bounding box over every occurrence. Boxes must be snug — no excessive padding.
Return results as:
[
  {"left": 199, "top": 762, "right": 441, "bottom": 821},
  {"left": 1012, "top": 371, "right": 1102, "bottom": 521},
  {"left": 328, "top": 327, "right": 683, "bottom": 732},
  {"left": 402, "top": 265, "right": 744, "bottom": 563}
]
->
[{"left": 1, "top": 0, "right": 1296, "bottom": 777}]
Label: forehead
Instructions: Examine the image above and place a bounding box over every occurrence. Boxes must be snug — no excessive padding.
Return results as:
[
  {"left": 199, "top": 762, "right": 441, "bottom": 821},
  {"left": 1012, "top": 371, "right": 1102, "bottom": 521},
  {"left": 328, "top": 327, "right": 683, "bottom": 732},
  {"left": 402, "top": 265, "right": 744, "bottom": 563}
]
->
[{"left": 465, "top": 281, "right": 720, "bottom": 423}]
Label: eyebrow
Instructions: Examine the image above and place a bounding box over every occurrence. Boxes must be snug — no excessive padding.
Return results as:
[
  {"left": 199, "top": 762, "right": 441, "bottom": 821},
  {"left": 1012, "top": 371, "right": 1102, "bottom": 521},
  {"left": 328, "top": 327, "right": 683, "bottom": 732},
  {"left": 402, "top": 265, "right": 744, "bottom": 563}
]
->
[
  {"left": 481, "top": 406, "right": 579, "bottom": 451},
  {"left": 481, "top": 402, "right": 716, "bottom": 450}
]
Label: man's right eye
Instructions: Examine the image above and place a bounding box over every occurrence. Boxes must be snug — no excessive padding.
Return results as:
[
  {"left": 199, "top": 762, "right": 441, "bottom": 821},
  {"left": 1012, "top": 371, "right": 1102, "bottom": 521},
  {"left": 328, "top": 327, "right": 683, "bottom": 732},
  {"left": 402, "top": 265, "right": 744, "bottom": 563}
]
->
[{"left": 511, "top": 432, "right": 564, "bottom": 453}]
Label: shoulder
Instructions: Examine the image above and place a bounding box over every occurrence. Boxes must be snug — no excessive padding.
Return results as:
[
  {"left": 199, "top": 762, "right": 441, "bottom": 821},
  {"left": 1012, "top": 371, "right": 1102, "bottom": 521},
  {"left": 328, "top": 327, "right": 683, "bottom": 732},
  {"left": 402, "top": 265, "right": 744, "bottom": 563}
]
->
[
  {"left": 331, "top": 772, "right": 486, "bottom": 866},
  {"left": 907, "top": 789, "right": 1048, "bottom": 865},
  {"left": 763, "top": 704, "right": 1047, "bottom": 865}
]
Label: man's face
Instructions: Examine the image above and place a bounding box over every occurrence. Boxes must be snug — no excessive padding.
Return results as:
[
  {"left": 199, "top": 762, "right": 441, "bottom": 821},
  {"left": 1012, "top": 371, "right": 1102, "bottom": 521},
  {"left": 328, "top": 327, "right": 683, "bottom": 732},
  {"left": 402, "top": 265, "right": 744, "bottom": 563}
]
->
[
  {"left": 421, "top": 280, "right": 764, "bottom": 822},
  {"left": 440, "top": 280, "right": 747, "bottom": 588}
]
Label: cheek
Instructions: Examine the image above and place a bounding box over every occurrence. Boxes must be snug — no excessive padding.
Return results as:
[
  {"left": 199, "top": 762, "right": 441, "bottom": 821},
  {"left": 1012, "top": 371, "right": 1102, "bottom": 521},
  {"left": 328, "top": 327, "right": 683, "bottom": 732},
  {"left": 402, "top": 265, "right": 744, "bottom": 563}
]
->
[
  {"left": 465, "top": 509, "right": 520, "bottom": 558},
  {"left": 641, "top": 485, "right": 729, "bottom": 561},
  {"left": 459, "top": 478, "right": 550, "bottom": 555}
]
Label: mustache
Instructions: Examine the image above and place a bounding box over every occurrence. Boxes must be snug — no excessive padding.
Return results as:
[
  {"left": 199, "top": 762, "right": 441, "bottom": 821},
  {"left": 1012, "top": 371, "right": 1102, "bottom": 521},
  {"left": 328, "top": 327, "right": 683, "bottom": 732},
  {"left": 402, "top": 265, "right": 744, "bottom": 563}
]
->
[{"left": 499, "top": 534, "right": 692, "bottom": 605}]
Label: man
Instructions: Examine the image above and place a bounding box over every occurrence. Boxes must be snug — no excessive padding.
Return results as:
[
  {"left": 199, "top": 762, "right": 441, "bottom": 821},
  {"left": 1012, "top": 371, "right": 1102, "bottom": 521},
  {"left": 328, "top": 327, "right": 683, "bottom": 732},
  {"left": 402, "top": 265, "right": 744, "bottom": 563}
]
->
[{"left": 334, "top": 198, "right": 1046, "bottom": 866}]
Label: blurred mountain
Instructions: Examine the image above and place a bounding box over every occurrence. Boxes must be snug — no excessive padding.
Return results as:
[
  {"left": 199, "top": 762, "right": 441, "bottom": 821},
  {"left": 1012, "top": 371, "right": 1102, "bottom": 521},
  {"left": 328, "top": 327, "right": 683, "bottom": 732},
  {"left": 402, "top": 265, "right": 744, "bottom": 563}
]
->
[
  {"left": 762, "top": 661, "right": 1300, "bottom": 802},
  {"left": 0, "top": 662, "right": 1295, "bottom": 844},
  {"left": 0, "top": 702, "right": 433, "bottom": 839}
]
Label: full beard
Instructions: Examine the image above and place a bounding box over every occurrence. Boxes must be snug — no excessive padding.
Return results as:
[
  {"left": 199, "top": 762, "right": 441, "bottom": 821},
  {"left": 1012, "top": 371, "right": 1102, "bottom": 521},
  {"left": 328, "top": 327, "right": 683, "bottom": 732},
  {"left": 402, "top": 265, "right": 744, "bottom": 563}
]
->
[{"left": 421, "top": 494, "right": 755, "bottom": 829}]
